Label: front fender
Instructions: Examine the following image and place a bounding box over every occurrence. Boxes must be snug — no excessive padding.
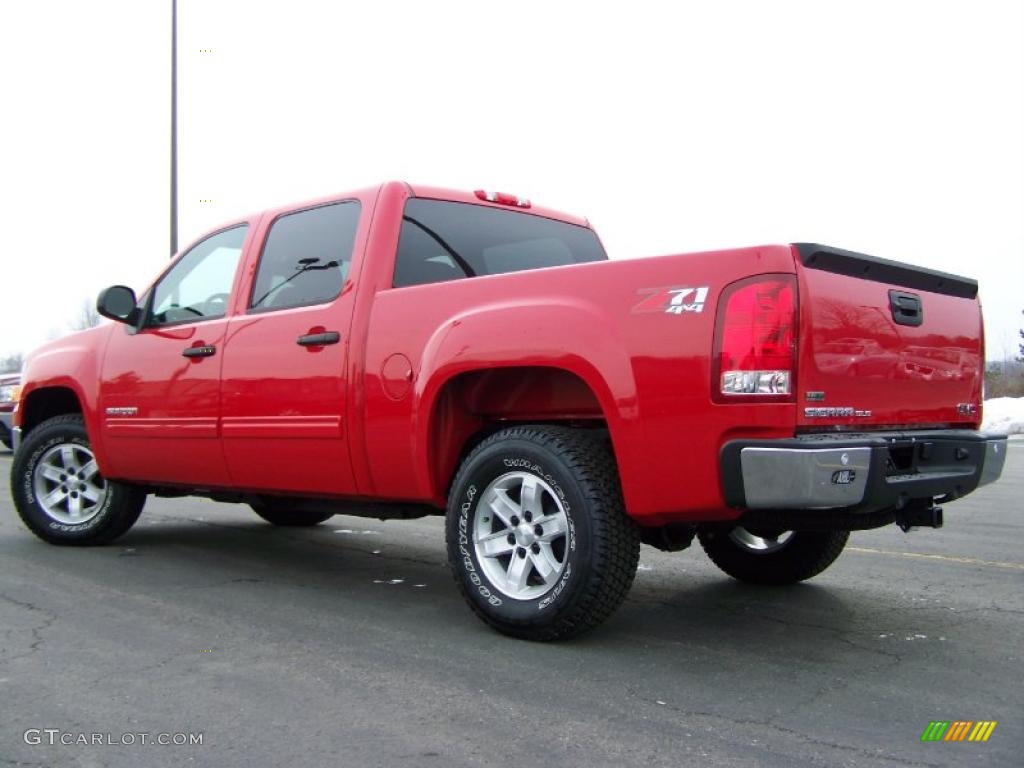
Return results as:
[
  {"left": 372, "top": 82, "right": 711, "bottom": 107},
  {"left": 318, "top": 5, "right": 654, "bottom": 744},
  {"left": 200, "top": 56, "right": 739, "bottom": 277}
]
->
[{"left": 18, "top": 325, "right": 113, "bottom": 470}]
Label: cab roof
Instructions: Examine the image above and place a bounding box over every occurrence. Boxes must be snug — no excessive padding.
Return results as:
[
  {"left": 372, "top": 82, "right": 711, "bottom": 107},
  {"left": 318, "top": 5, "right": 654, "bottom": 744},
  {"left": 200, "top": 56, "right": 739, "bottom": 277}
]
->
[
  {"left": 179, "top": 181, "right": 592, "bottom": 259},
  {"left": 255, "top": 181, "right": 590, "bottom": 229}
]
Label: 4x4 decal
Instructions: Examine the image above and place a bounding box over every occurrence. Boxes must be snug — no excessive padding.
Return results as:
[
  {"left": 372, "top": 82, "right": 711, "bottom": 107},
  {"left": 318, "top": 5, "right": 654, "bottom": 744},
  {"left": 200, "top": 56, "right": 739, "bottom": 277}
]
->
[{"left": 633, "top": 286, "right": 709, "bottom": 315}]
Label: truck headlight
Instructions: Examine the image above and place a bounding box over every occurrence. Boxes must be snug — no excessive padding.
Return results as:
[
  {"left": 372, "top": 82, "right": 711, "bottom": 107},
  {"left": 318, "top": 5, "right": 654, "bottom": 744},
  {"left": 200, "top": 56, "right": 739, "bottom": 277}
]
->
[{"left": 0, "top": 384, "right": 21, "bottom": 403}]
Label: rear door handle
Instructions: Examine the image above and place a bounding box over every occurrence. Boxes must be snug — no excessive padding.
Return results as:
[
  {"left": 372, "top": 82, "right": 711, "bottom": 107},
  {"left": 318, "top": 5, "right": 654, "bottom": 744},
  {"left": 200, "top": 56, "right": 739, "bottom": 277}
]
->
[
  {"left": 182, "top": 345, "right": 216, "bottom": 358},
  {"left": 296, "top": 331, "right": 340, "bottom": 347}
]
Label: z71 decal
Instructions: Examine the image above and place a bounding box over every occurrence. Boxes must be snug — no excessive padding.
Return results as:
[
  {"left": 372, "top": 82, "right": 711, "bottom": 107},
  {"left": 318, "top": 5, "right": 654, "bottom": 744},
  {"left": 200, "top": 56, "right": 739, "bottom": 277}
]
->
[{"left": 633, "top": 286, "right": 710, "bottom": 315}]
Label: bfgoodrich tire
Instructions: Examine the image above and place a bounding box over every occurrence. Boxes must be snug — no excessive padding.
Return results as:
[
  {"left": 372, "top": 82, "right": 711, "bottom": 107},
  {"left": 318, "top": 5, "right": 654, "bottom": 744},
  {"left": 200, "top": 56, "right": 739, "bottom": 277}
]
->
[
  {"left": 249, "top": 499, "right": 334, "bottom": 527},
  {"left": 11, "top": 415, "right": 146, "bottom": 546},
  {"left": 446, "top": 426, "right": 640, "bottom": 641},
  {"left": 698, "top": 526, "right": 849, "bottom": 585}
]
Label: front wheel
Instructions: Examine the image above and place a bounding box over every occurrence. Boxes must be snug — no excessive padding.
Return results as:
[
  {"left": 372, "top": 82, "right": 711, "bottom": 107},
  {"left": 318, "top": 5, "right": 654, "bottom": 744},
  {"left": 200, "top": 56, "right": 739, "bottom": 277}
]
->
[
  {"left": 11, "top": 415, "right": 146, "bottom": 545},
  {"left": 698, "top": 526, "right": 849, "bottom": 585},
  {"left": 446, "top": 426, "right": 640, "bottom": 641}
]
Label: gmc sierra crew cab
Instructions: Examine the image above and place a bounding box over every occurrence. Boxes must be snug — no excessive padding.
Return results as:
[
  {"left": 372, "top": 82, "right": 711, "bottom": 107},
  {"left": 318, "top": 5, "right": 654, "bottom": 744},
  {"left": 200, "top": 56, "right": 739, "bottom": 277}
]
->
[{"left": 9, "top": 182, "right": 1007, "bottom": 640}]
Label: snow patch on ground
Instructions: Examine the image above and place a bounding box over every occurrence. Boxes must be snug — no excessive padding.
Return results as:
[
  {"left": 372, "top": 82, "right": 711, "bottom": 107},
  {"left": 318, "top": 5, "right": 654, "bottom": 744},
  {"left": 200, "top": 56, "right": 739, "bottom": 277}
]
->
[{"left": 983, "top": 397, "right": 1024, "bottom": 435}]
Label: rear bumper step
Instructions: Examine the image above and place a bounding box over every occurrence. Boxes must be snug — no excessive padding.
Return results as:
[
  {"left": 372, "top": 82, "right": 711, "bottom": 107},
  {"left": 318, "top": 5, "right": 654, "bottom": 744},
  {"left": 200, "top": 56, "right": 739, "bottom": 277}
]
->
[{"left": 721, "top": 430, "right": 1007, "bottom": 513}]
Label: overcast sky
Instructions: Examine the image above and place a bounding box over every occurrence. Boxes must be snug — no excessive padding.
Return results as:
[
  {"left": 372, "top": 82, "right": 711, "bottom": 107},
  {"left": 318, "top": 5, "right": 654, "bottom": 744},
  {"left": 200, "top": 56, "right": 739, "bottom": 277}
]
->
[{"left": 1, "top": 0, "right": 1021, "bottom": 361}]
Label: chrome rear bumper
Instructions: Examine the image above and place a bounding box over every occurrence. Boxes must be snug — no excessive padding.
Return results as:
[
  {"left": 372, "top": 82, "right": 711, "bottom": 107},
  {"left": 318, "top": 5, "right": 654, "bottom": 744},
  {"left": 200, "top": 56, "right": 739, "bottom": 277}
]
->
[{"left": 722, "top": 431, "right": 1007, "bottom": 512}]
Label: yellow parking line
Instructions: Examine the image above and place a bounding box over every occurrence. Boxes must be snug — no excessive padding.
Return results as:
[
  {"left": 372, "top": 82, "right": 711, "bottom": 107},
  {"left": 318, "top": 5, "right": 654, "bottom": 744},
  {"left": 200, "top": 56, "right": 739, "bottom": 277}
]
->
[{"left": 847, "top": 546, "right": 1024, "bottom": 571}]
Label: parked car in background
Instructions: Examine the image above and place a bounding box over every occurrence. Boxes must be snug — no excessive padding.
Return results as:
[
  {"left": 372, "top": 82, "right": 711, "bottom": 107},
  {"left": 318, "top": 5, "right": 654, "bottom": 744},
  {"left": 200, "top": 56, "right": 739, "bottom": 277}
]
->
[
  {"left": 0, "top": 372, "right": 20, "bottom": 450},
  {"left": 898, "top": 345, "right": 976, "bottom": 382},
  {"left": 814, "top": 338, "right": 900, "bottom": 378}
]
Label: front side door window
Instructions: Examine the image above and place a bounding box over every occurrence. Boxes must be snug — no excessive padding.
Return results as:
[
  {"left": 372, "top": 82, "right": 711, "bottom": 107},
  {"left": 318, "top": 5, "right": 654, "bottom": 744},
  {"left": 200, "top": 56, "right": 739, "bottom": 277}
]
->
[{"left": 148, "top": 226, "right": 248, "bottom": 326}]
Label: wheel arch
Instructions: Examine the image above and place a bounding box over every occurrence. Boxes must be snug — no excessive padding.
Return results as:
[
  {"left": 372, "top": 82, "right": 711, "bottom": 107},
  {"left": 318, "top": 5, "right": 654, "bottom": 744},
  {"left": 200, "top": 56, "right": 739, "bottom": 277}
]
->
[
  {"left": 423, "top": 365, "right": 618, "bottom": 500},
  {"left": 19, "top": 382, "right": 111, "bottom": 471},
  {"left": 21, "top": 384, "right": 85, "bottom": 435}
]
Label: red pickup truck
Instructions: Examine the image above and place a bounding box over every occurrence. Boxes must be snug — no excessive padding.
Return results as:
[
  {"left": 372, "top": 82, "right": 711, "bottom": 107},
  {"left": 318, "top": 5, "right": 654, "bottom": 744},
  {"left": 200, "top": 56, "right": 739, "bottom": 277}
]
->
[{"left": 9, "top": 182, "right": 1007, "bottom": 639}]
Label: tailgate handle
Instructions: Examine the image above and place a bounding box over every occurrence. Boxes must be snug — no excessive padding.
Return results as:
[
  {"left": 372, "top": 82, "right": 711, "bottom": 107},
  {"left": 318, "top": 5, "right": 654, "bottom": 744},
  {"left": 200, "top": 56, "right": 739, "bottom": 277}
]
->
[{"left": 889, "top": 290, "right": 923, "bottom": 327}]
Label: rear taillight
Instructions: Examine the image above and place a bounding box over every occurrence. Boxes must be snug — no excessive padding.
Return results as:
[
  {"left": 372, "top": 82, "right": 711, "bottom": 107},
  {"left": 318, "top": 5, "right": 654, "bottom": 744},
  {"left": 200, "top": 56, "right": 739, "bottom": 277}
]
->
[{"left": 712, "top": 274, "right": 796, "bottom": 401}]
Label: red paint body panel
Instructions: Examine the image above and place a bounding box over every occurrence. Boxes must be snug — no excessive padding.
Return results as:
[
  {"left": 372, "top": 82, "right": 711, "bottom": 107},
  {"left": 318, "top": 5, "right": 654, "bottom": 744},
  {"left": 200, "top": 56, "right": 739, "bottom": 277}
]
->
[
  {"left": 364, "top": 237, "right": 800, "bottom": 520},
  {"left": 217, "top": 192, "right": 375, "bottom": 496},
  {"left": 99, "top": 318, "right": 231, "bottom": 486},
  {"left": 14, "top": 182, "right": 988, "bottom": 526},
  {"left": 794, "top": 248, "right": 983, "bottom": 430},
  {"left": 17, "top": 326, "right": 111, "bottom": 469}
]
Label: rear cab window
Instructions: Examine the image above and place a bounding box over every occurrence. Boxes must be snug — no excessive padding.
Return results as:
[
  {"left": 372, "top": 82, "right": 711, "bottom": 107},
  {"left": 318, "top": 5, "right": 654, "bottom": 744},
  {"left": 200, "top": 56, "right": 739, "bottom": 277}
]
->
[
  {"left": 393, "top": 199, "right": 607, "bottom": 288},
  {"left": 249, "top": 201, "right": 361, "bottom": 312}
]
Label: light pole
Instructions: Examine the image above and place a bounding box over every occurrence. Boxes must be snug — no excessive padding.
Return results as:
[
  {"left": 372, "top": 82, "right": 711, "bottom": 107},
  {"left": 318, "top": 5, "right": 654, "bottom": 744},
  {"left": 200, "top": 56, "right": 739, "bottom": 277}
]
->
[{"left": 170, "top": 0, "right": 178, "bottom": 258}]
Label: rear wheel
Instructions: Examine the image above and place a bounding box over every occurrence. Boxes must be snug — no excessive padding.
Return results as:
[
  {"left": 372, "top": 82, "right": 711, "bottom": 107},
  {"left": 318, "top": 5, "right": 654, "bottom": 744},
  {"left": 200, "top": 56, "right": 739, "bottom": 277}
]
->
[
  {"left": 698, "top": 525, "right": 849, "bottom": 585},
  {"left": 446, "top": 426, "right": 640, "bottom": 641},
  {"left": 250, "top": 499, "right": 334, "bottom": 527},
  {"left": 11, "top": 415, "right": 146, "bottom": 545}
]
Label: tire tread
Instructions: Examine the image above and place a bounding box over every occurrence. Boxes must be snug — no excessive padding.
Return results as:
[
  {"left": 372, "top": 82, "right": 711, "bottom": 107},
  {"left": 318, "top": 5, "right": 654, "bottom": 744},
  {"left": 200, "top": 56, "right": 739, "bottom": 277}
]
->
[
  {"left": 447, "top": 425, "right": 640, "bottom": 641},
  {"left": 11, "top": 414, "right": 145, "bottom": 546}
]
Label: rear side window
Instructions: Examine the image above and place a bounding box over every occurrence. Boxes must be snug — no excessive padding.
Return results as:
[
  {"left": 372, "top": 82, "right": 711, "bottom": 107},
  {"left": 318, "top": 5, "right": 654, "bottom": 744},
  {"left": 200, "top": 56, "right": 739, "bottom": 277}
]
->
[
  {"left": 250, "top": 201, "right": 361, "bottom": 311},
  {"left": 393, "top": 199, "right": 606, "bottom": 288}
]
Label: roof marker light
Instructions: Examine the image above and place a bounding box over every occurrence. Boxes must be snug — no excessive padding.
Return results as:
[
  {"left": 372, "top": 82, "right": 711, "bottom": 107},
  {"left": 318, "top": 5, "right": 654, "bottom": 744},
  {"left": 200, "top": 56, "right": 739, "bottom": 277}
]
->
[{"left": 474, "top": 190, "right": 531, "bottom": 208}]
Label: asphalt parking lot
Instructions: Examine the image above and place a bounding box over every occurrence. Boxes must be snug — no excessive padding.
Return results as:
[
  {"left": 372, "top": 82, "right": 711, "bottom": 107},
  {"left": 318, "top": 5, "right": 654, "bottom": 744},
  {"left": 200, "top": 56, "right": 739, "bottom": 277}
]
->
[{"left": 1, "top": 443, "right": 1021, "bottom": 767}]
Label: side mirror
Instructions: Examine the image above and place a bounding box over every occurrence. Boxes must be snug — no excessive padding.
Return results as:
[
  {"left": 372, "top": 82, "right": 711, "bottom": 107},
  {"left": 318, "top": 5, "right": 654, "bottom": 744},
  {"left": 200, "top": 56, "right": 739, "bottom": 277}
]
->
[{"left": 96, "top": 285, "right": 141, "bottom": 325}]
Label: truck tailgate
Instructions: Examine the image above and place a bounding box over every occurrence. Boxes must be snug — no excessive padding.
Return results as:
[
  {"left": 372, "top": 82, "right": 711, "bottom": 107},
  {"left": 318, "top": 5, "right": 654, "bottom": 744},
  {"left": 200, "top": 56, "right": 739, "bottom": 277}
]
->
[{"left": 794, "top": 243, "right": 983, "bottom": 431}]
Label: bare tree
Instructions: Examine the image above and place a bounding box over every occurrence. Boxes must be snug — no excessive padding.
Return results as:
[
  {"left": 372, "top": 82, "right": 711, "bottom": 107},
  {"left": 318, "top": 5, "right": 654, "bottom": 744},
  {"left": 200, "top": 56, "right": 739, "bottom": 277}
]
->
[
  {"left": 71, "top": 299, "right": 102, "bottom": 331},
  {"left": 0, "top": 353, "right": 24, "bottom": 373},
  {"left": 1018, "top": 309, "right": 1023, "bottom": 362}
]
